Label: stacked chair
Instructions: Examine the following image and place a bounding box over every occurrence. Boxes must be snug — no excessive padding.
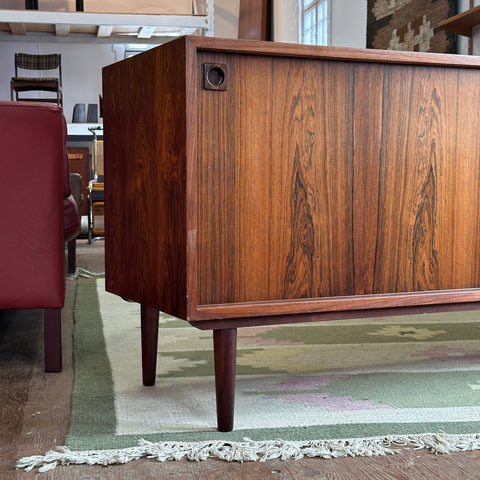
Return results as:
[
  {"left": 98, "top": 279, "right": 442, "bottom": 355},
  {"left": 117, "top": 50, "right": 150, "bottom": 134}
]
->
[{"left": 10, "top": 53, "right": 63, "bottom": 106}]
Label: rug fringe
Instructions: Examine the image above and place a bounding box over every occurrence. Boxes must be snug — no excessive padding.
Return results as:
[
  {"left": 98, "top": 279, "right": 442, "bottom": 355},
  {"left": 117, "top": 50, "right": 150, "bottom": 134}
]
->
[
  {"left": 15, "top": 433, "right": 480, "bottom": 472},
  {"left": 67, "top": 267, "right": 105, "bottom": 280}
]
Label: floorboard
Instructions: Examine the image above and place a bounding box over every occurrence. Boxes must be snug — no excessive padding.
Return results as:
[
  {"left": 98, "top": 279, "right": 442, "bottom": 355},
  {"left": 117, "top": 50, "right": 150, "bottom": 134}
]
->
[{"left": 2, "top": 238, "right": 480, "bottom": 479}]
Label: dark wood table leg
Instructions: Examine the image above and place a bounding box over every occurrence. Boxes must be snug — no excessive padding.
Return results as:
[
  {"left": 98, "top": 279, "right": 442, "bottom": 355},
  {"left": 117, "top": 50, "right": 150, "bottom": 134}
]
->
[
  {"left": 44, "top": 308, "right": 62, "bottom": 372},
  {"left": 213, "top": 328, "right": 238, "bottom": 432},
  {"left": 67, "top": 238, "right": 76, "bottom": 274},
  {"left": 141, "top": 305, "right": 159, "bottom": 386}
]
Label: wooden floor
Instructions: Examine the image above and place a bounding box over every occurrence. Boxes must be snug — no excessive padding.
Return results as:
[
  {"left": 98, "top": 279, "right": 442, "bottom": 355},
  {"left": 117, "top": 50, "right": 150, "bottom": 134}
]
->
[{"left": 2, "top": 239, "right": 480, "bottom": 479}]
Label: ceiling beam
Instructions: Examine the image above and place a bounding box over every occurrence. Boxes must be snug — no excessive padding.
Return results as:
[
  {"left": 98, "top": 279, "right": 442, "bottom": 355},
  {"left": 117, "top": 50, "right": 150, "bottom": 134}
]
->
[{"left": 0, "top": 10, "right": 207, "bottom": 29}]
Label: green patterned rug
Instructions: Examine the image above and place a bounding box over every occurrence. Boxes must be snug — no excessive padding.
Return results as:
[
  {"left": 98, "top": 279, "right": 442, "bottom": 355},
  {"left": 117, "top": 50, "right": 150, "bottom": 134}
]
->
[{"left": 18, "top": 278, "right": 480, "bottom": 471}]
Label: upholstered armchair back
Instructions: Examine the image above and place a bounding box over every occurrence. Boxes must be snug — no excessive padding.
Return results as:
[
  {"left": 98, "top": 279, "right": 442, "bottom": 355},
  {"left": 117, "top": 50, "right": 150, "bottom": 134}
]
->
[{"left": 0, "top": 101, "right": 80, "bottom": 371}]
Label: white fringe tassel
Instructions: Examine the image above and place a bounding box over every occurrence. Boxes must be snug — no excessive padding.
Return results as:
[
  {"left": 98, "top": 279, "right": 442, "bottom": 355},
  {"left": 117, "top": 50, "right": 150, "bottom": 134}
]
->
[
  {"left": 67, "top": 268, "right": 105, "bottom": 280},
  {"left": 15, "top": 433, "right": 480, "bottom": 473}
]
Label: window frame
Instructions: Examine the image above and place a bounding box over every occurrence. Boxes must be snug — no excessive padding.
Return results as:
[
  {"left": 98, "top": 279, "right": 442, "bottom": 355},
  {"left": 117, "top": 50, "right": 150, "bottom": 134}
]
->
[{"left": 299, "top": 0, "right": 329, "bottom": 46}]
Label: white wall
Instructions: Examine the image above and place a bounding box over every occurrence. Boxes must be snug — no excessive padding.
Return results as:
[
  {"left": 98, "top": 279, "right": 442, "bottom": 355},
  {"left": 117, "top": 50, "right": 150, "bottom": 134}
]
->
[
  {"left": 216, "top": 0, "right": 240, "bottom": 38},
  {"left": 330, "top": 0, "right": 367, "bottom": 47}
]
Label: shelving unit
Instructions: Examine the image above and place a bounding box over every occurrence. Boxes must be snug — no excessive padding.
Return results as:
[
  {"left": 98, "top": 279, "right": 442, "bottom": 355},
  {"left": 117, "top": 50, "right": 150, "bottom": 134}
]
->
[
  {"left": 438, "top": 5, "right": 480, "bottom": 38},
  {"left": 0, "top": 3, "right": 213, "bottom": 42}
]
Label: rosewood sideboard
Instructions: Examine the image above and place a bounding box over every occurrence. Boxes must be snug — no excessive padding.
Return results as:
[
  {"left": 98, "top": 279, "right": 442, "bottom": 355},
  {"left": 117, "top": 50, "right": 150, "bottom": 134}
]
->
[{"left": 103, "top": 36, "right": 480, "bottom": 432}]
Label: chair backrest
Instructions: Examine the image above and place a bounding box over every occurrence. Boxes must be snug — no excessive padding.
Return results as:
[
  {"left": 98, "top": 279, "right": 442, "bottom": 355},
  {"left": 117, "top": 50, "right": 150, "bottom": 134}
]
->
[{"left": 15, "top": 53, "right": 62, "bottom": 83}]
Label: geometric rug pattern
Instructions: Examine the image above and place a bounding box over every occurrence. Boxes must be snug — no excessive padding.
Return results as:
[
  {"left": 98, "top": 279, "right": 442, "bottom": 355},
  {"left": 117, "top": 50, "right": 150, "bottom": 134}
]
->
[
  {"left": 67, "top": 278, "right": 480, "bottom": 450},
  {"left": 17, "top": 277, "right": 480, "bottom": 471}
]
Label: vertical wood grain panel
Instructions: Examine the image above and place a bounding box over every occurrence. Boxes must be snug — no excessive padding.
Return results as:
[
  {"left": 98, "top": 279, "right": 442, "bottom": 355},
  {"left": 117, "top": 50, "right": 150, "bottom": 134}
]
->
[
  {"left": 197, "top": 52, "right": 236, "bottom": 304},
  {"left": 197, "top": 53, "right": 355, "bottom": 305},
  {"left": 362, "top": 64, "right": 480, "bottom": 294},
  {"left": 408, "top": 66, "right": 444, "bottom": 291},
  {"left": 197, "top": 53, "right": 274, "bottom": 305},
  {"left": 268, "top": 58, "right": 355, "bottom": 299},
  {"left": 373, "top": 64, "right": 440, "bottom": 293},
  {"left": 103, "top": 39, "right": 188, "bottom": 317},
  {"left": 352, "top": 64, "right": 384, "bottom": 295},
  {"left": 437, "top": 67, "right": 480, "bottom": 289},
  {"left": 234, "top": 56, "right": 276, "bottom": 302}
]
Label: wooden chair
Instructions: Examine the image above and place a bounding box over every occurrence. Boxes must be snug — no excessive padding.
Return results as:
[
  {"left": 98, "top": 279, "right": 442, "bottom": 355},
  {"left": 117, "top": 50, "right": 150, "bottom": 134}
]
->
[{"left": 10, "top": 53, "right": 63, "bottom": 106}]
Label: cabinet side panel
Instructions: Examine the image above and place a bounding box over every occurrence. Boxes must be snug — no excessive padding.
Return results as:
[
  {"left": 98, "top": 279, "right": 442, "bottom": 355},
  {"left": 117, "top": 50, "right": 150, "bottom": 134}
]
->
[{"left": 102, "top": 39, "right": 188, "bottom": 317}]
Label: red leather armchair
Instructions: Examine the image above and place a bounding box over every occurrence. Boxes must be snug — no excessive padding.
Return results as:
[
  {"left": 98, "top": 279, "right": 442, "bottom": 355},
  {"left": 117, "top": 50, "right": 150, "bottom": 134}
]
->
[{"left": 0, "top": 101, "right": 80, "bottom": 372}]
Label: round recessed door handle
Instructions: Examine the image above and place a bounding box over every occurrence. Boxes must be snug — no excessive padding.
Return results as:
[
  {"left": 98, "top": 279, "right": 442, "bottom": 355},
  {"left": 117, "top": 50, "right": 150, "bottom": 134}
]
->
[{"left": 203, "top": 63, "right": 228, "bottom": 91}]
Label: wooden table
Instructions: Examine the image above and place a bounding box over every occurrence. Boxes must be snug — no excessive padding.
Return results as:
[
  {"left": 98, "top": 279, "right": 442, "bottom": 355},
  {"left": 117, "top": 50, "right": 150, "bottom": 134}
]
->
[{"left": 102, "top": 36, "right": 480, "bottom": 432}]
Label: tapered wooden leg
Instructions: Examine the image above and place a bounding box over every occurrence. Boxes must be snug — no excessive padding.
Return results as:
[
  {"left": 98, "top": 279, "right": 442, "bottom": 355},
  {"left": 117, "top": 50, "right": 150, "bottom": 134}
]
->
[
  {"left": 213, "top": 328, "right": 237, "bottom": 432},
  {"left": 141, "top": 305, "right": 159, "bottom": 386},
  {"left": 67, "top": 238, "right": 76, "bottom": 274},
  {"left": 44, "top": 308, "right": 62, "bottom": 372}
]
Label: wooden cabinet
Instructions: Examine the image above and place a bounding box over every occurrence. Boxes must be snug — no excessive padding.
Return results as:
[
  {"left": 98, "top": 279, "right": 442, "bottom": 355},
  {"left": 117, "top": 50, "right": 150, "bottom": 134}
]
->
[{"left": 103, "top": 37, "right": 480, "bottom": 431}]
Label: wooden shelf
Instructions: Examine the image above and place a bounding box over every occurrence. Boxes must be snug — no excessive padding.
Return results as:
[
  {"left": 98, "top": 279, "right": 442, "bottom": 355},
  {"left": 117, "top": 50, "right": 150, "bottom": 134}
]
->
[
  {"left": 0, "top": 8, "right": 212, "bottom": 42},
  {"left": 438, "top": 5, "right": 480, "bottom": 38}
]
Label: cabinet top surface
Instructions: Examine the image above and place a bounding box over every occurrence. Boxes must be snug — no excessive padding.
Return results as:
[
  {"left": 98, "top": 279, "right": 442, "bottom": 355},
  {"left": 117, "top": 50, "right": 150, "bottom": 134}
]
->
[{"left": 179, "top": 35, "right": 480, "bottom": 69}]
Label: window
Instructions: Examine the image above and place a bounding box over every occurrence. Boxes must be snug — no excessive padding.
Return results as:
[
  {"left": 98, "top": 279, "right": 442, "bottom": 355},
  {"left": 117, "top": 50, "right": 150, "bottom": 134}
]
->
[
  {"left": 124, "top": 44, "right": 157, "bottom": 59},
  {"left": 300, "top": 0, "right": 328, "bottom": 46}
]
